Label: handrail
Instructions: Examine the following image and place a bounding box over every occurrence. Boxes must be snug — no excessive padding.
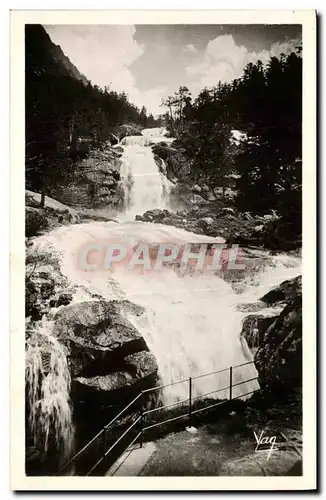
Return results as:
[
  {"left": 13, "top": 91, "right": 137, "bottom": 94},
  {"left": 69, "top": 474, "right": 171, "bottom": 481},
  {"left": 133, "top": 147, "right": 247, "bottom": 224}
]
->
[
  {"left": 104, "top": 393, "right": 142, "bottom": 430},
  {"left": 59, "top": 359, "right": 259, "bottom": 476}
]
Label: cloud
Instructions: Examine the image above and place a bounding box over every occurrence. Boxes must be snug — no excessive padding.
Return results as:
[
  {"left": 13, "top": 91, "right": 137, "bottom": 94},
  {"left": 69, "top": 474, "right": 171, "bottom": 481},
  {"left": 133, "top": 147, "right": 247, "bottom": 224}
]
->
[
  {"left": 183, "top": 44, "right": 197, "bottom": 55},
  {"left": 186, "top": 34, "right": 301, "bottom": 90},
  {"left": 44, "top": 24, "right": 166, "bottom": 115}
]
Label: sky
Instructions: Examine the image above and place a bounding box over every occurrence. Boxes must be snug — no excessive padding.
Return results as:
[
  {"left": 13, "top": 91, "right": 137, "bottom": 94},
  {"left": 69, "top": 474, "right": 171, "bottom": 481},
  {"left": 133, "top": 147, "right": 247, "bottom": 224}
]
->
[{"left": 44, "top": 24, "right": 302, "bottom": 116}]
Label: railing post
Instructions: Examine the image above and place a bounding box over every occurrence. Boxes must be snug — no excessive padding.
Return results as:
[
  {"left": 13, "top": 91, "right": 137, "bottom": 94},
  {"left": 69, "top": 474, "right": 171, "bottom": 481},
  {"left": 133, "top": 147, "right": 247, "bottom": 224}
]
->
[
  {"left": 140, "top": 391, "right": 144, "bottom": 448},
  {"left": 229, "top": 366, "right": 233, "bottom": 401},
  {"left": 102, "top": 426, "right": 107, "bottom": 461},
  {"left": 188, "top": 377, "right": 192, "bottom": 426}
]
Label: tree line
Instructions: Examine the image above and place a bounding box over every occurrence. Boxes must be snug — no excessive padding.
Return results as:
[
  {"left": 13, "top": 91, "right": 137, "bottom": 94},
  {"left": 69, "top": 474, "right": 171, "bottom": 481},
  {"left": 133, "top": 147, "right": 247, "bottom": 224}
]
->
[{"left": 161, "top": 46, "right": 302, "bottom": 224}]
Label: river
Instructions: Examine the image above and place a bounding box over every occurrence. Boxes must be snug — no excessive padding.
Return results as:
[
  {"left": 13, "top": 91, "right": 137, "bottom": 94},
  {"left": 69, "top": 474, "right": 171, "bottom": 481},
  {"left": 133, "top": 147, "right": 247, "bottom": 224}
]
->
[{"left": 26, "top": 127, "right": 301, "bottom": 465}]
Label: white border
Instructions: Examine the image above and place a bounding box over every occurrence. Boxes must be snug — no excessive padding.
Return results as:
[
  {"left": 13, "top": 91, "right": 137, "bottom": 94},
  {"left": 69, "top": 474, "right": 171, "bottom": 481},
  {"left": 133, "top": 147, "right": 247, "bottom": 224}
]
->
[{"left": 9, "top": 9, "right": 316, "bottom": 491}]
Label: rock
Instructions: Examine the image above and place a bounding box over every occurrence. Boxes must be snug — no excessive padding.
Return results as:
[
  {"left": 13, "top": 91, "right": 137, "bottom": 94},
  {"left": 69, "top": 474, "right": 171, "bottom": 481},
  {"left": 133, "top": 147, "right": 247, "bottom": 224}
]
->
[
  {"left": 135, "top": 215, "right": 144, "bottom": 221},
  {"left": 108, "top": 133, "right": 119, "bottom": 145},
  {"left": 45, "top": 145, "right": 122, "bottom": 210},
  {"left": 50, "top": 292, "right": 73, "bottom": 308},
  {"left": 25, "top": 207, "right": 48, "bottom": 237},
  {"left": 25, "top": 265, "right": 56, "bottom": 319},
  {"left": 142, "top": 209, "right": 171, "bottom": 223},
  {"left": 72, "top": 351, "right": 158, "bottom": 405},
  {"left": 262, "top": 214, "right": 302, "bottom": 251},
  {"left": 260, "top": 276, "right": 302, "bottom": 305},
  {"left": 192, "top": 184, "right": 202, "bottom": 194},
  {"left": 200, "top": 184, "right": 210, "bottom": 194},
  {"left": 196, "top": 217, "right": 215, "bottom": 230},
  {"left": 254, "top": 295, "right": 302, "bottom": 390},
  {"left": 74, "top": 372, "right": 135, "bottom": 393},
  {"left": 109, "top": 299, "right": 145, "bottom": 317},
  {"left": 221, "top": 207, "right": 236, "bottom": 215},
  {"left": 240, "top": 314, "right": 278, "bottom": 352},
  {"left": 25, "top": 244, "right": 69, "bottom": 320},
  {"left": 151, "top": 143, "right": 191, "bottom": 183},
  {"left": 219, "top": 450, "right": 300, "bottom": 476},
  {"left": 54, "top": 300, "right": 148, "bottom": 377},
  {"left": 25, "top": 191, "right": 81, "bottom": 234},
  {"left": 191, "top": 227, "right": 204, "bottom": 235},
  {"left": 124, "top": 351, "right": 158, "bottom": 379}
]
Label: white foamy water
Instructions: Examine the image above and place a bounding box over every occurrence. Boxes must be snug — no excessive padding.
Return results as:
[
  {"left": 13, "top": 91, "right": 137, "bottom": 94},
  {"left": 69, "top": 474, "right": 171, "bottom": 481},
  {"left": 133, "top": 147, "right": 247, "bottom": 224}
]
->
[
  {"left": 32, "top": 220, "right": 301, "bottom": 405},
  {"left": 141, "top": 127, "right": 175, "bottom": 145},
  {"left": 27, "top": 127, "right": 301, "bottom": 459},
  {"left": 26, "top": 318, "right": 74, "bottom": 462},
  {"left": 119, "top": 128, "right": 174, "bottom": 218}
]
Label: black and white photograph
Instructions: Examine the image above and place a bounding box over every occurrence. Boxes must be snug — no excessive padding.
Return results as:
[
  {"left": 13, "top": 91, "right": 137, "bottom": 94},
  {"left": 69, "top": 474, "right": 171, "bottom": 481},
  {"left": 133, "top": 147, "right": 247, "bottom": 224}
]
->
[{"left": 10, "top": 9, "right": 316, "bottom": 490}]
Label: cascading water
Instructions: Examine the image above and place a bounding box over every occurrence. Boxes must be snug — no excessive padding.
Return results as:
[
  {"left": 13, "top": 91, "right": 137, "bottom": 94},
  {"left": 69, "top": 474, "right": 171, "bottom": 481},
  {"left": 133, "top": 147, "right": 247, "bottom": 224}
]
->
[
  {"left": 119, "top": 128, "right": 174, "bottom": 218},
  {"left": 31, "top": 220, "right": 301, "bottom": 406},
  {"left": 26, "top": 127, "right": 301, "bottom": 464},
  {"left": 26, "top": 318, "right": 74, "bottom": 464}
]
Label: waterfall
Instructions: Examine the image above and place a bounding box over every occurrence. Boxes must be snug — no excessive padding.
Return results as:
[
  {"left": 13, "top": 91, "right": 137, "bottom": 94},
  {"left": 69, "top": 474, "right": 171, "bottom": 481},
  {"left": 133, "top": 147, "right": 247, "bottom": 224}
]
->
[
  {"left": 26, "top": 318, "right": 74, "bottom": 464},
  {"left": 26, "top": 127, "right": 301, "bottom": 466},
  {"left": 31, "top": 221, "right": 301, "bottom": 405},
  {"left": 119, "top": 128, "right": 174, "bottom": 218}
]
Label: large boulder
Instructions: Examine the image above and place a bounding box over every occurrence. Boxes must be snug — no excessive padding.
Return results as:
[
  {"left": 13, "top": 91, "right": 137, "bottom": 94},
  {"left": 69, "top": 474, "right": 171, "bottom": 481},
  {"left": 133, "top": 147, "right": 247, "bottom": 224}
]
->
[
  {"left": 254, "top": 295, "right": 302, "bottom": 391},
  {"left": 260, "top": 276, "right": 302, "bottom": 305},
  {"left": 151, "top": 143, "right": 191, "bottom": 183},
  {"left": 141, "top": 208, "right": 171, "bottom": 223},
  {"left": 240, "top": 314, "right": 278, "bottom": 352},
  {"left": 53, "top": 300, "right": 148, "bottom": 377},
  {"left": 72, "top": 350, "right": 158, "bottom": 408}
]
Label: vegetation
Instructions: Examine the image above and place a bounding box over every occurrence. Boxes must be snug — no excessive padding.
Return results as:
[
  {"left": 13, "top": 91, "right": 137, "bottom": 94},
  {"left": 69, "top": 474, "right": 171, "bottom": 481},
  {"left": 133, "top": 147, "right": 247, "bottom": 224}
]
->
[
  {"left": 25, "top": 24, "right": 160, "bottom": 204},
  {"left": 161, "top": 47, "right": 302, "bottom": 222}
]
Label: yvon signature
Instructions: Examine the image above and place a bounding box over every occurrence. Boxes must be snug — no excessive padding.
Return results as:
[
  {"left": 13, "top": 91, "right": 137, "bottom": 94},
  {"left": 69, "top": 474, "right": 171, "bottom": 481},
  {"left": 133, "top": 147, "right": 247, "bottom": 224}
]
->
[{"left": 253, "top": 430, "right": 279, "bottom": 460}]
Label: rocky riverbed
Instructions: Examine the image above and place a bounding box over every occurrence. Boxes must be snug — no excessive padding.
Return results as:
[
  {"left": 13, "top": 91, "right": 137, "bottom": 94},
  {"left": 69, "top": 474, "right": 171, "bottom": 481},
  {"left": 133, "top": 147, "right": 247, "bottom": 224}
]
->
[{"left": 25, "top": 136, "right": 302, "bottom": 476}]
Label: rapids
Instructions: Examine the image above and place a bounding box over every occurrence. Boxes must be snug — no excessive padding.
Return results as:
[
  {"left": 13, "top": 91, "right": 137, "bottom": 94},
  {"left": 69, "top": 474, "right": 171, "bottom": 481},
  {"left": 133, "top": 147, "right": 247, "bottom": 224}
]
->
[{"left": 26, "top": 126, "right": 301, "bottom": 461}]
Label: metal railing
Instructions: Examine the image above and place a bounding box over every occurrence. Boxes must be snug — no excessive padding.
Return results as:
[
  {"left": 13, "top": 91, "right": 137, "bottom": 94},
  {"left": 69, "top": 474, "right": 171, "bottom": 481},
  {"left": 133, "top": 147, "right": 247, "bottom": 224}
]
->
[{"left": 59, "top": 360, "right": 259, "bottom": 476}]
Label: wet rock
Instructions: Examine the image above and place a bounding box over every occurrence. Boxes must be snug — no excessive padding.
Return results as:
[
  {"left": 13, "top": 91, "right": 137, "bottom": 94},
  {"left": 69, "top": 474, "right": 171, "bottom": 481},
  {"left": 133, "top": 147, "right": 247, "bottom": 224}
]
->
[
  {"left": 25, "top": 246, "right": 69, "bottom": 320},
  {"left": 72, "top": 351, "right": 158, "bottom": 405},
  {"left": 142, "top": 208, "right": 171, "bottom": 222},
  {"left": 124, "top": 351, "right": 158, "bottom": 379},
  {"left": 260, "top": 276, "right": 302, "bottom": 305},
  {"left": 151, "top": 143, "right": 191, "bottom": 183},
  {"left": 240, "top": 314, "right": 278, "bottom": 352},
  {"left": 25, "top": 266, "right": 56, "bottom": 319},
  {"left": 54, "top": 300, "right": 148, "bottom": 377},
  {"left": 254, "top": 295, "right": 302, "bottom": 390}
]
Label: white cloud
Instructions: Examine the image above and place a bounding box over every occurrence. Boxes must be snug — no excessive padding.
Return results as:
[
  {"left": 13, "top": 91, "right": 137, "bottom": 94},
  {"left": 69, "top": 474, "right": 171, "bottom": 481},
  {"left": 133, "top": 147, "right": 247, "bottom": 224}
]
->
[
  {"left": 186, "top": 34, "right": 301, "bottom": 90},
  {"left": 44, "top": 25, "right": 165, "bottom": 116},
  {"left": 183, "top": 44, "right": 197, "bottom": 55}
]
